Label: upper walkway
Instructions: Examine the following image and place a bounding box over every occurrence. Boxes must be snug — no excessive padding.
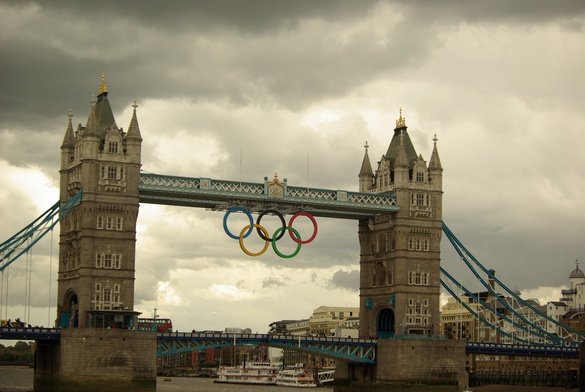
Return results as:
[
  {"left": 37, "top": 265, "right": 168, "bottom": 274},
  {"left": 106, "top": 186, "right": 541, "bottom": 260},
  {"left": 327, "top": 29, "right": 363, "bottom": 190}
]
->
[{"left": 138, "top": 173, "right": 399, "bottom": 219}]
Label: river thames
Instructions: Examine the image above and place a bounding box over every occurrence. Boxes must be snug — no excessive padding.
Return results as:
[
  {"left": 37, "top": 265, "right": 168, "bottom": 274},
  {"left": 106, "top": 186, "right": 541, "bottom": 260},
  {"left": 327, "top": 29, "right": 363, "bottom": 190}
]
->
[{"left": 0, "top": 367, "right": 578, "bottom": 392}]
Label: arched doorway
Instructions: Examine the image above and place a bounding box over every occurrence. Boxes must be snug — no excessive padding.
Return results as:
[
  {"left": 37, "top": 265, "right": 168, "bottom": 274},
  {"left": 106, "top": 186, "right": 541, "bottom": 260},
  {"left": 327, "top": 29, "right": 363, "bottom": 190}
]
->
[
  {"left": 376, "top": 308, "right": 395, "bottom": 339},
  {"left": 59, "top": 293, "right": 78, "bottom": 328}
]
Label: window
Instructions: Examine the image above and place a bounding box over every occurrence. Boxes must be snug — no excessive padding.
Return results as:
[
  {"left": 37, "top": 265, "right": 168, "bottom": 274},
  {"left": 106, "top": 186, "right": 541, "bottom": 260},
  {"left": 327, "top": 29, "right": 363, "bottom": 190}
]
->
[
  {"left": 95, "top": 283, "right": 102, "bottom": 292},
  {"left": 100, "top": 166, "right": 105, "bottom": 178},
  {"left": 108, "top": 166, "right": 117, "bottom": 179},
  {"left": 97, "top": 216, "right": 103, "bottom": 229},
  {"left": 416, "top": 172, "right": 424, "bottom": 182},
  {"left": 106, "top": 217, "right": 113, "bottom": 230},
  {"left": 95, "top": 254, "right": 103, "bottom": 268},
  {"left": 115, "top": 217, "right": 123, "bottom": 230},
  {"left": 104, "top": 254, "right": 112, "bottom": 269},
  {"left": 113, "top": 254, "right": 121, "bottom": 269},
  {"left": 103, "top": 289, "right": 111, "bottom": 302},
  {"left": 108, "top": 141, "right": 118, "bottom": 154},
  {"left": 114, "top": 284, "right": 120, "bottom": 293}
]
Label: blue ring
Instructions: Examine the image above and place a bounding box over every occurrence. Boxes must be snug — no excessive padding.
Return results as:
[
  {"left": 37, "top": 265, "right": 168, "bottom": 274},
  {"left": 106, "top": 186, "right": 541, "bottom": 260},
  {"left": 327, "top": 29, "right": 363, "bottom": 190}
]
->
[{"left": 223, "top": 207, "right": 254, "bottom": 240}]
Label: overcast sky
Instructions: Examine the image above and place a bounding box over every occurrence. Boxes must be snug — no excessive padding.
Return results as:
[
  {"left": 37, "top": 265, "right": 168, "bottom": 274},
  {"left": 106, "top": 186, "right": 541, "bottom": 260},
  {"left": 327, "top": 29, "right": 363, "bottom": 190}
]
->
[{"left": 1, "top": 0, "right": 584, "bottom": 333}]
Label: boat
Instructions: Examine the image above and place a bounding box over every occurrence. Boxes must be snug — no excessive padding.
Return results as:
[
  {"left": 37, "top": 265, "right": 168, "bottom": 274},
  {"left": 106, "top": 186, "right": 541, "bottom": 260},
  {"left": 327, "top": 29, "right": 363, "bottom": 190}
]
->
[
  {"left": 276, "top": 366, "right": 317, "bottom": 388},
  {"left": 215, "top": 361, "right": 280, "bottom": 385}
]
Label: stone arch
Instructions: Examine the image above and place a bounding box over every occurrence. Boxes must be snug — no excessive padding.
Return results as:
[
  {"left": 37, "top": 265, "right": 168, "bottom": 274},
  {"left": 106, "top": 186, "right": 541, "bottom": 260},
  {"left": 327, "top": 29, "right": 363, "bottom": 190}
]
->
[
  {"left": 376, "top": 307, "right": 395, "bottom": 339},
  {"left": 60, "top": 290, "right": 79, "bottom": 328}
]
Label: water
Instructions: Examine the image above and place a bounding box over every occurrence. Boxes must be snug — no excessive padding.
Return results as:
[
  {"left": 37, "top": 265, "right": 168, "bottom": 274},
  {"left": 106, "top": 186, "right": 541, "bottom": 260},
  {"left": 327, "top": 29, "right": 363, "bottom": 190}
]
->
[
  {"left": 0, "top": 367, "right": 459, "bottom": 391},
  {"left": 0, "top": 368, "right": 294, "bottom": 392}
]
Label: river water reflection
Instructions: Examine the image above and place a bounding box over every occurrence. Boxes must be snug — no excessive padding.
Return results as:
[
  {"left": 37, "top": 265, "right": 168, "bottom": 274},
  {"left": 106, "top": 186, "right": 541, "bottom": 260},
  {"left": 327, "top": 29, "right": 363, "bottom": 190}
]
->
[{"left": 0, "top": 367, "right": 459, "bottom": 392}]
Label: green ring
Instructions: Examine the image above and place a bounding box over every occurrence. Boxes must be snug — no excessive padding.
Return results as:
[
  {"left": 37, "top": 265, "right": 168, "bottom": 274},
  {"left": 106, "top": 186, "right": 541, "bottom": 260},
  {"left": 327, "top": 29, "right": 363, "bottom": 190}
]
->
[{"left": 272, "top": 226, "right": 302, "bottom": 259}]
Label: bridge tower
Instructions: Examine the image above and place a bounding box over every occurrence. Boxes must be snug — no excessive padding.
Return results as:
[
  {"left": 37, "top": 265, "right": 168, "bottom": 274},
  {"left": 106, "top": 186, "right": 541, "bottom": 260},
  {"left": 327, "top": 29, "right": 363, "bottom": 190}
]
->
[
  {"left": 337, "top": 110, "right": 465, "bottom": 389},
  {"left": 35, "top": 75, "right": 156, "bottom": 392},
  {"left": 358, "top": 109, "right": 443, "bottom": 339},
  {"left": 57, "top": 73, "right": 143, "bottom": 328}
]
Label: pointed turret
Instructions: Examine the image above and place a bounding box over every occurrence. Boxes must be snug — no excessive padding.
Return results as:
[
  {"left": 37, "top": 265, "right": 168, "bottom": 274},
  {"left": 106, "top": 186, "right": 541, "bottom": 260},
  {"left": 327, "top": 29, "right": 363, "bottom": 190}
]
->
[
  {"left": 428, "top": 134, "right": 443, "bottom": 189},
  {"left": 125, "top": 102, "right": 143, "bottom": 163},
  {"left": 429, "top": 134, "right": 442, "bottom": 171},
  {"left": 61, "top": 110, "right": 75, "bottom": 149},
  {"left": 94, "top": 73, "right": 117, "bottom": 137},
  {"left": 385, "top": 108, "right": 418, "bottom": 170},
  {"left": 359, "top": 141, "right": 374, "bottom": 192},
  {"left": 126, "top": 102, "right": 142, "bottom": 142}
]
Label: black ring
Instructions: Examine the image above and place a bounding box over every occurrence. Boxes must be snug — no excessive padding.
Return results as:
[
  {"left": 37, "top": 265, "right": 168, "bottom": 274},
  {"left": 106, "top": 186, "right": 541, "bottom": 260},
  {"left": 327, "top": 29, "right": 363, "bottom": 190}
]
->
[{"left": 256, "top": 210, "right": 286, "bottom": 241}]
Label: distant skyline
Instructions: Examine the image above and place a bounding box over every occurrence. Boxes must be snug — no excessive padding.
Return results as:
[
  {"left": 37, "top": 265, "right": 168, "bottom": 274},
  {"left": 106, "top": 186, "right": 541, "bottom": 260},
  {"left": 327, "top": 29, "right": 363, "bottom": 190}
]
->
[{"left": 0, "top": 1, "right": 584, "bottom": 333}]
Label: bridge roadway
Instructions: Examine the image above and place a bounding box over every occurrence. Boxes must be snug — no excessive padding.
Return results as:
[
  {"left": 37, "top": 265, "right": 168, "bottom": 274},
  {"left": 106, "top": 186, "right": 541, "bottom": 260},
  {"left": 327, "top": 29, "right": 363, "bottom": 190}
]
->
[{"left": 0, "top": 328, "right": 579, "bottom": 360}]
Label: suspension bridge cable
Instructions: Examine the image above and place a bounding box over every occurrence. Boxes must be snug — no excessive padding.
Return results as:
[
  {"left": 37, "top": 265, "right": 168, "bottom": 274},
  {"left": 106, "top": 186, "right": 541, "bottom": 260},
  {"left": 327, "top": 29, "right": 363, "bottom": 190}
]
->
[
  {"left": 443, "top": 226, "right": 563, "bottom": 342},
  {"left": 48, "top": 225, "right": 54, "bottom": 327},
  {"left": 442, "top": 221, "right": 585, "bottom": 342},
  {"left": 441, "top": 266, "right": 552, "bottom": 344},
  {"left": 440, "top": 271, "right": 523, "bottom": 343},
  {"left": 0, "top": 191, "right": 82, "bottom": 272}
]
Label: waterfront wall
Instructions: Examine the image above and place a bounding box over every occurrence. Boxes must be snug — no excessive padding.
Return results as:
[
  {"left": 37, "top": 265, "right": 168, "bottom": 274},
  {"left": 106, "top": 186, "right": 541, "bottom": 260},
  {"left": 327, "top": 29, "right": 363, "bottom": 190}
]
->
[{"left": 34, "top": 329, "right": 157, "bottom": 392}]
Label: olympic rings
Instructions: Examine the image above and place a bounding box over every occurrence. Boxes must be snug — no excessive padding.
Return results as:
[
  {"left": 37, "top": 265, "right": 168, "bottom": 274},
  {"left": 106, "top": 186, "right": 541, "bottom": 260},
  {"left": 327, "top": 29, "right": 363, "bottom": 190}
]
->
[
  {"left": 272, "top": 226, "right": 302, "bottom": 258},
  {"left": 288, "top": 212, "right": 318, "bottom": 244},
  {"left": 239, "top": 224, "right": 271, "bottom": 257},
  {"left": 256, "top": 209, "right": 286, "bottom": 241},
  {"left": 223, "top": 207, "right": 254, "bottom": 239},
  {"left": 223, "top": 207, "right": 318, "bottom": 258}
]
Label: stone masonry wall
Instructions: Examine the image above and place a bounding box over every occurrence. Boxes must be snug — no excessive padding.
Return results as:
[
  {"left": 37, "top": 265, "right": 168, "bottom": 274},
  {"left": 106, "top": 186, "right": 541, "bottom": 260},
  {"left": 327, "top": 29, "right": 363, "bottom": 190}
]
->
[
  {"left": 376, "top": 339, "right": 467, "bottom": 388},
  {"left": 35, "top": 329, "right": 157, "bottom": 392}
]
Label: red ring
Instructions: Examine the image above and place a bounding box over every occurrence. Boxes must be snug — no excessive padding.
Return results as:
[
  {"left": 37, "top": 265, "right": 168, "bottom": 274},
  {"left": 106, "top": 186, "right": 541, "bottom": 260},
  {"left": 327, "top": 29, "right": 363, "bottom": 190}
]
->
[{"left": 288, "top": 212, "right": 318, "bottom": 244}]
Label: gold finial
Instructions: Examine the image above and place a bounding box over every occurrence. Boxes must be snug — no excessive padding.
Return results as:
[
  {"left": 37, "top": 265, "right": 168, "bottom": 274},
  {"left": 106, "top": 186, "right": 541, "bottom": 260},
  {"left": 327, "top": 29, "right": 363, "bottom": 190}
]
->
[
  {"left": 395, "top": 107, "right": 406, "bottom": 128},
  {"left": 132, "top": 101, "right": 138, "bottom": 112},
  {"left": 364, "top": 141, "right": 369, "bottom": 152},
  {"left": 433, "top": 134, "right": 438, "bottom": 145},
  {"left": 273, "top": 172, "right": 279, "bottom": 183},
  {"left": 67, "top": 109, "right": 74, "bottom": 122},
  {"left": 98, "top": 72, "right": 107, "bottom": 94}
]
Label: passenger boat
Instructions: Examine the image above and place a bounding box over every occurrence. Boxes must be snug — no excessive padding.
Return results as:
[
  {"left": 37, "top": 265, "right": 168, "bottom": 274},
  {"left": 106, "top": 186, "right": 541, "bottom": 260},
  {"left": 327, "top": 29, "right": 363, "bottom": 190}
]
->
[
  {"left": 215, "top": 361, "right": 280, "bottom": 385},
  {"left": 276, "top": 367, "right": 317, "bottom": 388}
]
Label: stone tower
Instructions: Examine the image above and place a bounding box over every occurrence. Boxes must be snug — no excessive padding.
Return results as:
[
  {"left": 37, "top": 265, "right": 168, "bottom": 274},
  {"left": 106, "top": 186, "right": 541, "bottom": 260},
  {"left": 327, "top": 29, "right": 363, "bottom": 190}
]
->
[
  {"left": 57, "top": 74, "right": 143, "bottom": 328},
  {"left": 357, "top": 109, "right": 443, "bottom": 338}
]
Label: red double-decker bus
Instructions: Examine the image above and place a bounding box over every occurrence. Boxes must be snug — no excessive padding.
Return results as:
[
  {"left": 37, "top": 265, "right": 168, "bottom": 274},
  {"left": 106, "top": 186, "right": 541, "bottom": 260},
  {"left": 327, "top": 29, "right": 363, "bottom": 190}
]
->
[{"left": 137, "top": 318, "right": 173, "bottom": 332}]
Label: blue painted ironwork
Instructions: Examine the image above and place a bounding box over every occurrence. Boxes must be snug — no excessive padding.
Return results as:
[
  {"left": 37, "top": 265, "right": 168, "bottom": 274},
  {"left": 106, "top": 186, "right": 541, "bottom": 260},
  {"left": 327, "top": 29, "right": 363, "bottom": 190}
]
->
[
  {"left": 465, "top": 341, "right": 578, "bottom": 358},
  {"left": 157, "top": 332, "right": 377, "bottom": 364},
  {"left": 441, "top": 222, "right": 585, "bottom": 346},
  {"left": 138, "top": 173, "right": 398, "bottom": 219},
  {"left": 0, "top": 191, "right": 83, "bottom": 272},
  {"left": 0, "top": 327, "right": 60, "bottom": 340}
]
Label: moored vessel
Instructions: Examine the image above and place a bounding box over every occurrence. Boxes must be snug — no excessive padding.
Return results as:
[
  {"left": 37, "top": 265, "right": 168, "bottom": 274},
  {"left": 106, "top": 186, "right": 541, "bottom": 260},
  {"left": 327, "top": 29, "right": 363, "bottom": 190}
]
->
[
  {"left": 276, "top": 366, "right": 317, "bottom": 388},
  {"left": 215, "top": 361, "right": 279, "bottom": 385}
]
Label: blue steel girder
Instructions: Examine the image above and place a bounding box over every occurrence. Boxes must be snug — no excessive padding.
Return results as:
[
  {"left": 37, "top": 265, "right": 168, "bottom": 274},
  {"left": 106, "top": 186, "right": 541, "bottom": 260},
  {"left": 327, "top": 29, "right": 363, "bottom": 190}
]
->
[
  {"left": 138, "top": 173, "right": 398, "bottom": 220},
  {"left": 157, "top": 332, "right": 377, "bottom": 364}
]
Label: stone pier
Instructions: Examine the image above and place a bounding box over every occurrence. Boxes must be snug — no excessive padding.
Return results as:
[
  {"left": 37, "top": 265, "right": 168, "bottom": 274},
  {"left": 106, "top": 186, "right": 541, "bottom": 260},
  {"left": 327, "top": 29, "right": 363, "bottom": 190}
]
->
[
  {"left": 334, "top": 338, "right": 468, "bottom": 391},
  {"left": 34, "top": 329, "right": 157, "bottom": 392}
]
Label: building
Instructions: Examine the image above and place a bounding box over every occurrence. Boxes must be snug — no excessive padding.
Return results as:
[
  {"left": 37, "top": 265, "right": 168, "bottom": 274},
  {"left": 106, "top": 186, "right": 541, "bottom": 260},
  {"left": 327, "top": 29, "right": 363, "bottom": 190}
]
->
[
  {"left": 57, "top": 73, "right": 143, "bottom": 328},
  {"left": 357, "top": 110, "right": 443, "bottom": 338}
]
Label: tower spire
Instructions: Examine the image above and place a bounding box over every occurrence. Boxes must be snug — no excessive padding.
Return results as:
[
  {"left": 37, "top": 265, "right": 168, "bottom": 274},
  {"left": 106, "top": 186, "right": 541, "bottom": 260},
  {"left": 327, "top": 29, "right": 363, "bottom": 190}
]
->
[
  {"left": 395, "top": 107, "right": 406, "bottom": 129},
  {"left": 98, "top": 72, "right": 107, "bottom": 95}
]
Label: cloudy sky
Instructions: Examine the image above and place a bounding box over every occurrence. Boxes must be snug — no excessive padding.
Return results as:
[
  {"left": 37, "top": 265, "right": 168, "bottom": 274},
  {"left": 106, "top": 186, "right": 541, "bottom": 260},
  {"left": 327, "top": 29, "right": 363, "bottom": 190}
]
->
[{"left": 1, "top": 0, "right": 584, "bottom": 333}]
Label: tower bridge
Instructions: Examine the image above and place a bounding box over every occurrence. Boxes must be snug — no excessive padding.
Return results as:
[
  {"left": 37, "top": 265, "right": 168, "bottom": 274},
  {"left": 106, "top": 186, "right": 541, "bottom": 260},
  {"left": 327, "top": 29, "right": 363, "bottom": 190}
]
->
[{"left": 1, "top": 75, "right": 581, "bottom": 391}]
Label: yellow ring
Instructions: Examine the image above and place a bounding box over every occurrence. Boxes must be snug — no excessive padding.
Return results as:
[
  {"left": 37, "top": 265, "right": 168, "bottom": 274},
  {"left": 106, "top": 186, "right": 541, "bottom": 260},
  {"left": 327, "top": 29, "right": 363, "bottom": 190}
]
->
[{"left": 239, "top": 224, "right": 270, "bottom": 257}]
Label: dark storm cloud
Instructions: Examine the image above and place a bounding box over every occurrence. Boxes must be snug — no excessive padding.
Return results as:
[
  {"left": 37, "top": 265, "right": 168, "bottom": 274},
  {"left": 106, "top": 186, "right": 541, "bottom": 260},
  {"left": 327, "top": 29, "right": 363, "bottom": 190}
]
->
[{"left": 4, "top": 0, "right": 583, "bottom": 139}]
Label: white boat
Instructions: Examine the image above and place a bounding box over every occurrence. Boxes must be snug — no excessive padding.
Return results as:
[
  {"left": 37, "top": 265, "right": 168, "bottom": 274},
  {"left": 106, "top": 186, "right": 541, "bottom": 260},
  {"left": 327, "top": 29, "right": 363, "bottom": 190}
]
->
[
  {"left": 276, "top": 367, "right": 317, "bottom": 388},
  {"left": 215, "top": 361, "right": 279, "bottom": 385}
]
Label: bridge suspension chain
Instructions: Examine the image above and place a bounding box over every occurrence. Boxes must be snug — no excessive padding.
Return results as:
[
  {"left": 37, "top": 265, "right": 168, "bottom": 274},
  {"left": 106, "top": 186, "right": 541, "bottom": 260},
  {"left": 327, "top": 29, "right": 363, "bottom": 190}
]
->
[{"left": 442, "top": 222, "right": 585, "bottom": 345}]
